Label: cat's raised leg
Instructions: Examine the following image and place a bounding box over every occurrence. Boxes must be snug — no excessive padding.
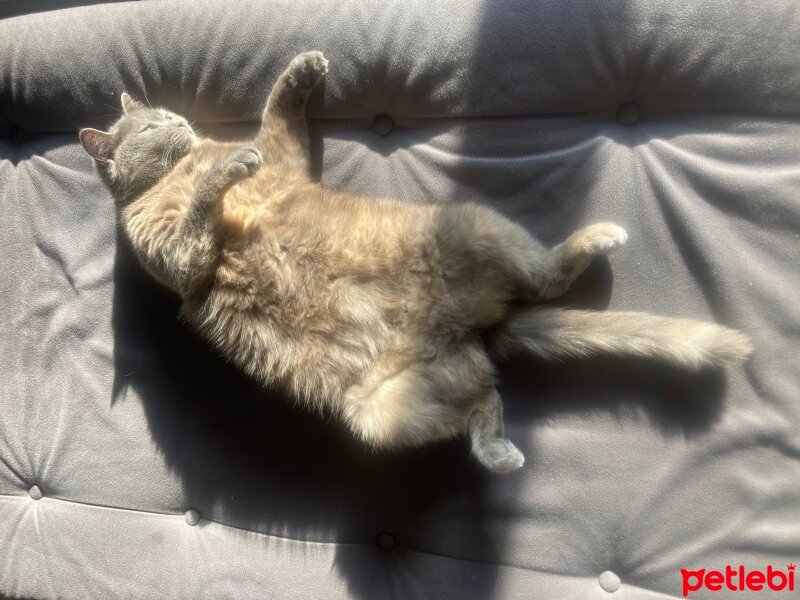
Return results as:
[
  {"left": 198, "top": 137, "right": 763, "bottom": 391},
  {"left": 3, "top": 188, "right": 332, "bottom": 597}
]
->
[
  {"left": 457, "top": 210, "right": 627, "bottom": 302},
  {"left": 255, "top": 51, "right": 328, "bottom": 174},
  {"left": 534, "top": 223, "right": 627, "bottom": 300},
  {"left": 171, "top": 146, "right": 263, "bottom": 293},
  {"left": 439, "top": 204, "right": 627, "bottom": 313},
  {"left": 469, "top": 390, "right": 525, "bottom": 473}
]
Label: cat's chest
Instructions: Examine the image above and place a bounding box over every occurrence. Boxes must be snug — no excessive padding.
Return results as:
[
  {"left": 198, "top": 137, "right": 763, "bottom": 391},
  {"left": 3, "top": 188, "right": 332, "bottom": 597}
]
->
[{"left": 217, "top": 182, "right": 294, "bottom": 242}]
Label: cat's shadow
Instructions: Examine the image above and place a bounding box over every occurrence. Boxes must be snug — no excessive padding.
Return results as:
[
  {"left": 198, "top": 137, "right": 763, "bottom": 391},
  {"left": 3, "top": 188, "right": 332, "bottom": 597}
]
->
[{"left": 111, "top": 230, "right": 724, "bottom": 600}]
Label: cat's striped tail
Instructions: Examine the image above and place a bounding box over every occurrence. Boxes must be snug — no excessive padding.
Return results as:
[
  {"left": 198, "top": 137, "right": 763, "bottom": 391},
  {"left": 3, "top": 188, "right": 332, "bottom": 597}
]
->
[{"left": 486, "top": 307, "right": 752, "bottom": 370}]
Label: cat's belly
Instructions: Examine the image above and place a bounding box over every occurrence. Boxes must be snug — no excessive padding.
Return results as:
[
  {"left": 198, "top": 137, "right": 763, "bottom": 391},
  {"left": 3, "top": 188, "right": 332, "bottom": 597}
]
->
[
  {"left": 183, "top": 192, "right": 454, "bottom": 408},
  {"left": 186, "top": 274, "right": 408, "bottom": 409}
]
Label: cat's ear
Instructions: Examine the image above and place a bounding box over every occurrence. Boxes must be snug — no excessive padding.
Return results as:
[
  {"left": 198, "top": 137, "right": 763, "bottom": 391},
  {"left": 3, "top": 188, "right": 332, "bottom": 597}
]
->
[
  {"left": 79, "top": 128, "right": 114, "bottom": 164},
  {"left": 121, "top": 91, "right": 143, "bottom": 114}
]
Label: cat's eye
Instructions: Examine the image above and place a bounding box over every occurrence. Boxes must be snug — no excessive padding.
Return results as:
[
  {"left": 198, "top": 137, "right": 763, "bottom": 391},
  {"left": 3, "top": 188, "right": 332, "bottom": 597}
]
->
[{"left": 140, "top": 123, "right": 158, "bottom": 133}]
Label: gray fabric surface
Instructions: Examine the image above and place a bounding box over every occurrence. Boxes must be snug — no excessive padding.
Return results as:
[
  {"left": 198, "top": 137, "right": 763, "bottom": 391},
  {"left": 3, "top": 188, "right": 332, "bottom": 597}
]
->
[
  {"left": 0, "top": 0, "right": 135, "bottom": 20},
  {"left": 1, "top": 1, "right": 799, "bottom": 599}
]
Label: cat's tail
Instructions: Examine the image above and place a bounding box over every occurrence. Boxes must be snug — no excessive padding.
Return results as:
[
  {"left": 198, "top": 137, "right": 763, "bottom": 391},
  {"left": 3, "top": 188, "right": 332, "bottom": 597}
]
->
[{"left": 486, "top": 307, "right": 752, "bottom": 370}]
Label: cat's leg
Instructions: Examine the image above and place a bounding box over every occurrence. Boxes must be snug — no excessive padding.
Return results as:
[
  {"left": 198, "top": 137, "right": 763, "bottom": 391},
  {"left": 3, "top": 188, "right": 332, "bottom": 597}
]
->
[
  {"left": 254, "top": 51, "right": 328, "bottom": 174},
  {"left": 170, "top": 146, "right": 263, "bottom": 294},
  {"left": 468, "top": 390, "right": 525, "bottom": 473},
  {"left": 474, "top": 217, "right": 627, "bottom": 302},
  {"left": 342, "top": 345, "right": 491, "bottom": 448},
  {"left": 343, "top": 365, "right": 469, "bottom": 449},
  {"left": 346, "top": 367, "right": 525, "bottom": 474},
  {"left": 441, "top": 204, "right": 627, "bottom": 307},
  {"left": 534, "top": 222, "right": 627, "bottom": 300}
]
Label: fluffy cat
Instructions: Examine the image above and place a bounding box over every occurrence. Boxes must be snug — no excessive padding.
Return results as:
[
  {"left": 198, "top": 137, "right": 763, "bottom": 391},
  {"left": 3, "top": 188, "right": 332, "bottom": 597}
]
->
[{"left": 80, "top": 51, "right": 751, "bottom": 473}]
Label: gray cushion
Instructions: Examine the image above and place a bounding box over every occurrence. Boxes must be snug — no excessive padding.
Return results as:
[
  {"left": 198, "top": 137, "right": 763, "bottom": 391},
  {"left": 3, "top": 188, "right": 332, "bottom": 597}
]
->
[{"left": 1, "top": 1, "right": 799, "bottom": 599}]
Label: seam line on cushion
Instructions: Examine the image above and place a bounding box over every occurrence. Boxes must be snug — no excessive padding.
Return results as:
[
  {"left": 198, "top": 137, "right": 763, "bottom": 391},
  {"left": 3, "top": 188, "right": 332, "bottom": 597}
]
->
[
  {"left": 403, "top": 542, "right": 574, "bottom": 574},
  {"left": 0, "top": 492, "right": 364, "bottom": 546},
  {"left": 0, "top": 492, "right": 714, "bottom": 597},
  {"left": 5, "top": 106, "right": 800, "bottom": 136},
  {"left": 400, "top": 544, "right": 684, "bottom": 598}
]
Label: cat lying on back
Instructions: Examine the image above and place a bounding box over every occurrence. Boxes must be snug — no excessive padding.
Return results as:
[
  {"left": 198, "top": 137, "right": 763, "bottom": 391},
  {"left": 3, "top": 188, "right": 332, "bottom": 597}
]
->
[{"left": 80, "top": 52, "right": 751, "bottom": 473}]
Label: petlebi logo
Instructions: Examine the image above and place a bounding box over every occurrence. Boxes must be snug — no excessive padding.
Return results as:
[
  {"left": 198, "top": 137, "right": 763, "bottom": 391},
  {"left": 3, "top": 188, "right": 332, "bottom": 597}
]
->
[{"left": 681, "top": 564, "right": 795, "bottom": 597}]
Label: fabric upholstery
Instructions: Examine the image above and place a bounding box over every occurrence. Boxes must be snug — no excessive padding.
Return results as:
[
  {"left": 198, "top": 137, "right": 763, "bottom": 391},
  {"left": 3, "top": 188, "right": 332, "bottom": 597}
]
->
[{"left": 1, "top": 1, "right": 799, "bottom": 598}]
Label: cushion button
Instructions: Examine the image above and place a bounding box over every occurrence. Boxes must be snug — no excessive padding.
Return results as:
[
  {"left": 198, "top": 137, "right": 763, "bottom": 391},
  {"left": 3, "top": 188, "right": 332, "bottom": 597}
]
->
[
  {"left": 29, "top": 485, "right": 43, "bottom": 500},
  {"left": 616, "top": 102, "right": 640, "bottom": 126},
  {"left": 599, "top": 570, "right": 621, "bottom": 593},
  {"left": 184, "top": 509, "right": 200, "bottom": 526},
  {"left": 373, "top": 114, "right": 394, "bottom": 136},
  {"left": 377, "top": 532, "right": 396, "bottom": 551}
]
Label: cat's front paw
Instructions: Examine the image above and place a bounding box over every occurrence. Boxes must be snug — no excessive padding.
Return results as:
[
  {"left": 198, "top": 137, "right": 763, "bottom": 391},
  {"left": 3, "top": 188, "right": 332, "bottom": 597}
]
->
[
  {"left": 285, "top": 51, "right": 328, "bottom": 90},
  {"left": 225, "top": 146, "right": 263, "bottom": 180}
]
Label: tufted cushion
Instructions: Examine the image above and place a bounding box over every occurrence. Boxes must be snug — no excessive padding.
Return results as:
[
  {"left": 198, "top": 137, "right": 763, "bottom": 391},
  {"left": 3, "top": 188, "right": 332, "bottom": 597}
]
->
[{"left": 1, "top": 1, "right": 799, "bottom": 599}]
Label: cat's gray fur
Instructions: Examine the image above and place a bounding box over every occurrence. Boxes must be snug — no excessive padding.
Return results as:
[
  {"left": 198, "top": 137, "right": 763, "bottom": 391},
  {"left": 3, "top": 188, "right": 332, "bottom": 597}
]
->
[{"left": 80, "top": 52, "right": 752, "bottom": 473}]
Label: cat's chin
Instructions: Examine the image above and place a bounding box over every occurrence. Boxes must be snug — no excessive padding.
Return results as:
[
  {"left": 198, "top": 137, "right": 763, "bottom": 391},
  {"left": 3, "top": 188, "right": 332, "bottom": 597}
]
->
[
  {"left": 172, "top": 130, "right": 197, "bottom": 162},
  {"left": 182, "top": 124, "right": 198, "bottom": 144}
]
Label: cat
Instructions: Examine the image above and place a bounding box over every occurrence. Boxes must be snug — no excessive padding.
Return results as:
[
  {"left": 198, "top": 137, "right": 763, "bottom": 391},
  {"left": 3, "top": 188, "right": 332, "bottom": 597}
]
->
[{"left": 79, "top": 51, "right": 752, "bottom": 473}]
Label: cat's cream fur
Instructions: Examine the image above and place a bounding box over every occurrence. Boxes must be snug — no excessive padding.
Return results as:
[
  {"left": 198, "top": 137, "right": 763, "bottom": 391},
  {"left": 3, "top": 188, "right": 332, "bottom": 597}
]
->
[{"left": 81, "top": 52, "right": 751, "bottom": 473}]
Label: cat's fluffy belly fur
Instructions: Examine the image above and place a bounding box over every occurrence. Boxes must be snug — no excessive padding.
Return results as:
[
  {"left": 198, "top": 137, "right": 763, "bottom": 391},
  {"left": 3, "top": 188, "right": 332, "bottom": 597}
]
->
[
  {"left": 126, "top": 147, "right": 448, "bottom": 403},
  {"left": 81, "top": 52, "right": 751, "bottom": 473},
  {"left": 124, "top": 145, "right": 528, "bottom": 444}
]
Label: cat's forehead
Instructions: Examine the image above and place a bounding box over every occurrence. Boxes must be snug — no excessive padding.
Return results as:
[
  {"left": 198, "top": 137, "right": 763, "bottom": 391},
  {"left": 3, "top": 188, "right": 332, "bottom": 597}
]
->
[{"left": 112, "top": 107, "right": 180, "bottom": 133}]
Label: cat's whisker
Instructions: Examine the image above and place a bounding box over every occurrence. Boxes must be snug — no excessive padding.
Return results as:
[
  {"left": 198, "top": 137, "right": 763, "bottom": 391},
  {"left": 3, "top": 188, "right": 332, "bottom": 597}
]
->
[
  {"left": 100, "top": 103, "right": 122, "bottom": 115},
  {"left": 161, "top": 143, "right": 170, "bottom": 172},
  {"left": 189, "top": 120, "right": 202, "bottom": 135},
  {"left": 141, "top": 87, "right": 153, "bottom": 109}
]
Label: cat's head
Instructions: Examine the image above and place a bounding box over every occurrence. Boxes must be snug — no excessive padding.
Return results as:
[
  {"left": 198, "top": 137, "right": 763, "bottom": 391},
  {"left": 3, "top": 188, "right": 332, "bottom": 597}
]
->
[{"left": 79, "top": 92, "right": 197, "bottom": 202}]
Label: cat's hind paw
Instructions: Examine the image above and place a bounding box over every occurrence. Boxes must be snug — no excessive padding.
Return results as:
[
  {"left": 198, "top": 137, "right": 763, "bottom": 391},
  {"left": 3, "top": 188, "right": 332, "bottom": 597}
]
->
[
  {"left": 474, "top": 438, "right": 525, "bottom": 473},
  {"left": 571, "top": 223, "right": 628, "bottom": 255}
]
